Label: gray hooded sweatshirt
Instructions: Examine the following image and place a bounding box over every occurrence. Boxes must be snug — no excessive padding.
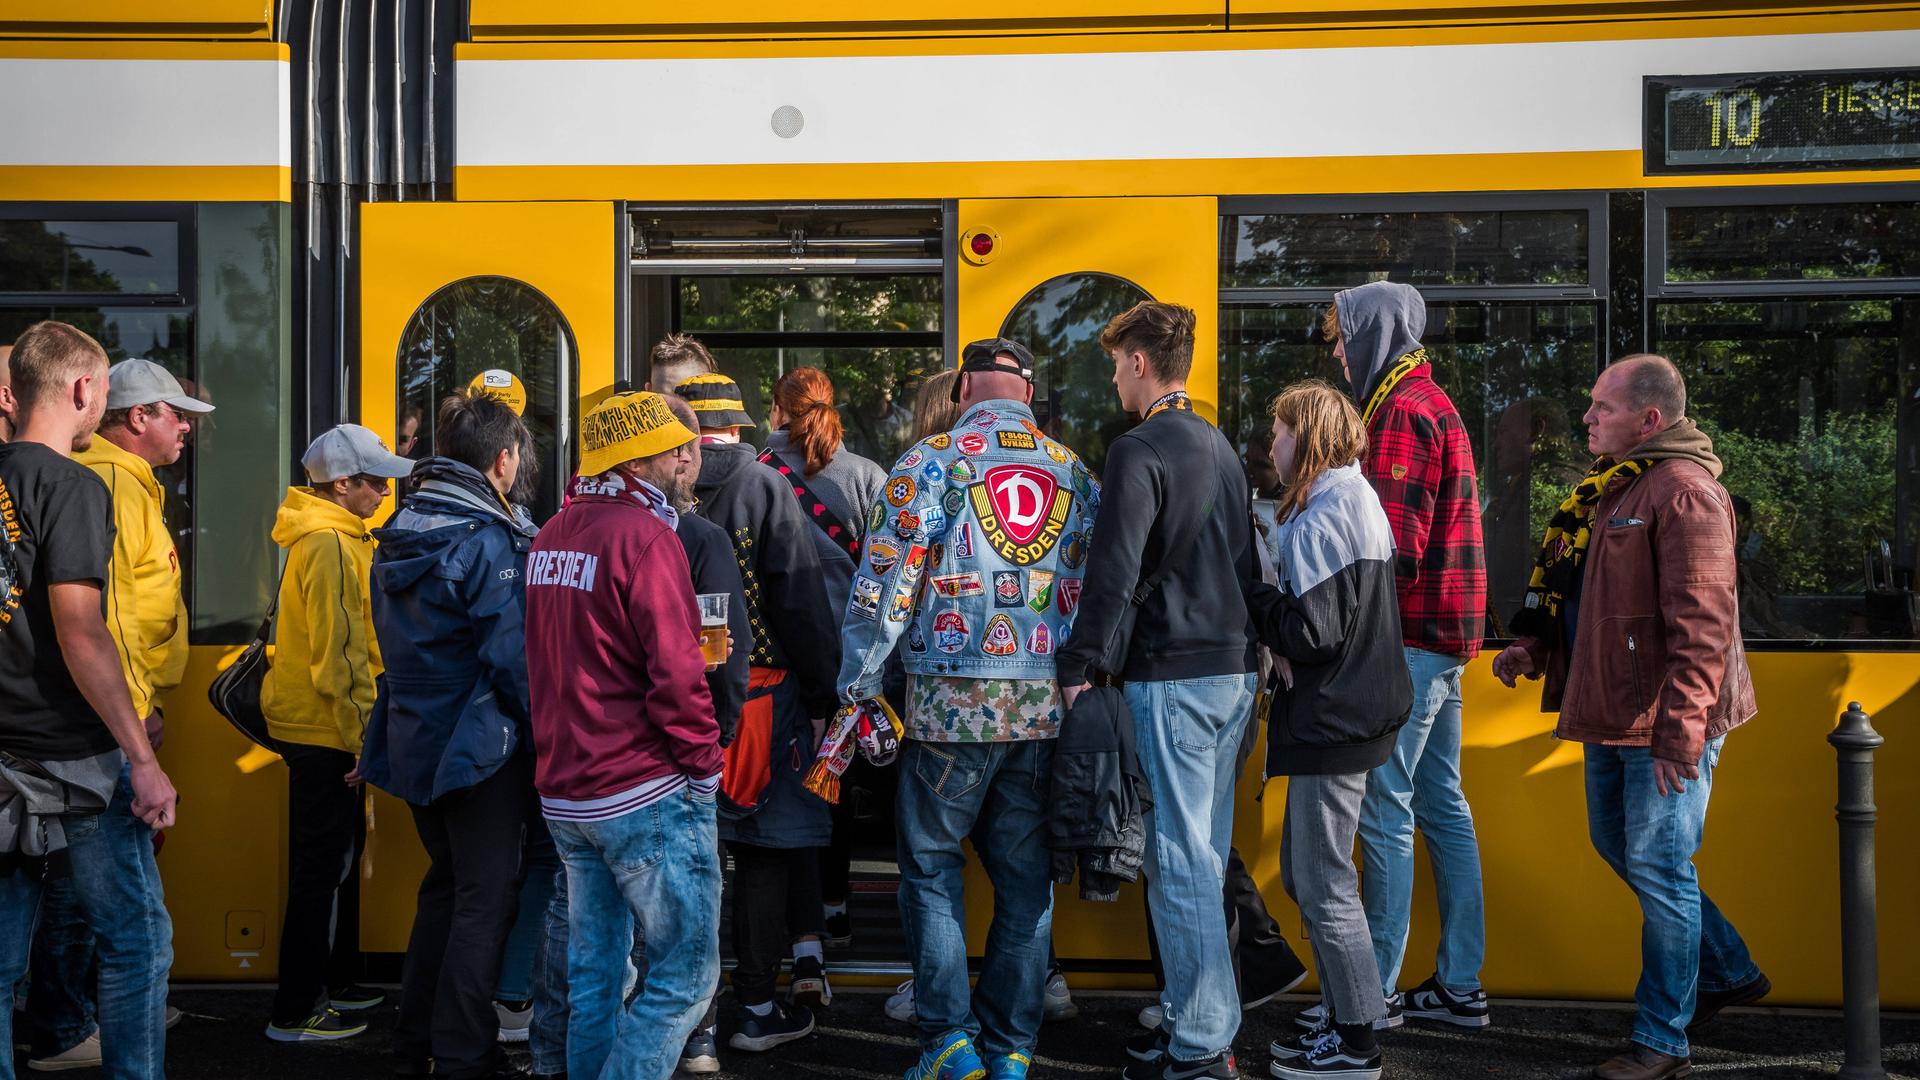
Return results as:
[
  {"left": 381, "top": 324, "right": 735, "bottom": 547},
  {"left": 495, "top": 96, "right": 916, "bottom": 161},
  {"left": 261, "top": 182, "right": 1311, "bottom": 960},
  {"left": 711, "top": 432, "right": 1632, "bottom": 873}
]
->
[{"left": 1334, "top": 280, "right": 1428, "bottom": 405}]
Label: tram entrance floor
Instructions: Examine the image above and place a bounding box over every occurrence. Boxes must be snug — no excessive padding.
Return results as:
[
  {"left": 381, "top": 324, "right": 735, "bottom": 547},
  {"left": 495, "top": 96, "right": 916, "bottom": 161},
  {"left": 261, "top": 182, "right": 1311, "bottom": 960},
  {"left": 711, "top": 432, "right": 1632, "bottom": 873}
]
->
[{"left": 71, "top": 986, "right": 1920, "bottom": 1079}]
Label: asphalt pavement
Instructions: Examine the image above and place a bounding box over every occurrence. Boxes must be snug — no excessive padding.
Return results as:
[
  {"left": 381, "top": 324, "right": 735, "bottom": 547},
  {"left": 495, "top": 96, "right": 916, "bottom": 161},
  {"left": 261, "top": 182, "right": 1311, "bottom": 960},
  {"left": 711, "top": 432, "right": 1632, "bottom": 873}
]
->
[{"left": 25, "top": 984, "right": 1917, "bottom": 1080}]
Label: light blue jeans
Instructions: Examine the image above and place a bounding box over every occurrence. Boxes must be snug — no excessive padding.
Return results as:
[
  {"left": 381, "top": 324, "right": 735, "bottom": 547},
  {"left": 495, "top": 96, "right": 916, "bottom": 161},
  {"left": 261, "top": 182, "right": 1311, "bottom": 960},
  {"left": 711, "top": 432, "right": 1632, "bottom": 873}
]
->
[
  {"left": 895, "top": 738, "right": 1055, "bottom": 1059},
  {"left": 1585, "top": 735, "right": 1759, "bottom": 1058},
  {"left": 0, "top": 762, "right": 173, "bottom": 1080},
  {"left": 547, "top": 787, "right": 721, "bottom": 1080},
  {"left": 1357, "top": 647, "right": 1486, "bottom": 995},
  {"left": 1128, "top": 673, "right": 1257, "bottom": 1062}
]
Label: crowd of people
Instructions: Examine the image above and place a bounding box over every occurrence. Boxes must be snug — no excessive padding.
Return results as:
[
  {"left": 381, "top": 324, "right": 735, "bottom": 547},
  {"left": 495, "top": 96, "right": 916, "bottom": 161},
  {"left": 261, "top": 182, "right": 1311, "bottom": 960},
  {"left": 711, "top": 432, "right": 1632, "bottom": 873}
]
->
[{"left": 0, "top": 280, "right": 1769, "bottom": 1080}]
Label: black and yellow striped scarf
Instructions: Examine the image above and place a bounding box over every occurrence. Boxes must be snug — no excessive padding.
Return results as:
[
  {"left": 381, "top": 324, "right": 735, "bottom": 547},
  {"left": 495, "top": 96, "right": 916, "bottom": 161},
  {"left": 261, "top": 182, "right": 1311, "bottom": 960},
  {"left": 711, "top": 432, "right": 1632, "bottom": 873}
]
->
[{"left": 1510, "top": 457, "right": 1652, "bottom": 638}]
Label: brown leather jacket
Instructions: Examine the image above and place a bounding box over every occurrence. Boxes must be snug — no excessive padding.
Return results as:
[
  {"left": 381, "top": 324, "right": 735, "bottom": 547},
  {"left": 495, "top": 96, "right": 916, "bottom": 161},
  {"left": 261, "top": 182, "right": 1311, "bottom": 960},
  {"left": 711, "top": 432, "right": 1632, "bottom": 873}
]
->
[{"left": 1518, "top": 421, "right": 1756, "bottom": 764}]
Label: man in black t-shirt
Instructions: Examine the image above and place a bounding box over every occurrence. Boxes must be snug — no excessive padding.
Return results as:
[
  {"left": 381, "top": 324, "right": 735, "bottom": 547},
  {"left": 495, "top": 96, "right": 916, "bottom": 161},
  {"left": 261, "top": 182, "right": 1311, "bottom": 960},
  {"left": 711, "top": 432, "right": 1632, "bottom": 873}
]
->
[{"left": 0, "top": 320, "right": 180, "bottom": 1079}]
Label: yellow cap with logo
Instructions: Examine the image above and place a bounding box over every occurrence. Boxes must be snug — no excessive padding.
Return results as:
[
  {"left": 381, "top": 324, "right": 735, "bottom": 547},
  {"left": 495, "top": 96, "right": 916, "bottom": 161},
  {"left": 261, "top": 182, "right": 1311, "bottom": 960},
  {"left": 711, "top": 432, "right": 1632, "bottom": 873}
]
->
[{"left": 578, "top": 391, "right": 696, "bottom": 477}]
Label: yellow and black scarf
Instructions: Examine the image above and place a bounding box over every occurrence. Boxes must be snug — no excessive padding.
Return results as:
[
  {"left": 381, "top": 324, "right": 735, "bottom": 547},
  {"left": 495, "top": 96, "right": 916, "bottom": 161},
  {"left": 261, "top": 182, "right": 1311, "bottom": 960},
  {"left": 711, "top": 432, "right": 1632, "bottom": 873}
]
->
[
  {"left": 1509, "top": 456, "right": 1652, "bottom": 639},
  {"left": 1361, "top": 350, "right": 1427, "bottom": 425},
  {"left": 1144, "top": 389, "right": 1193, "bottom": 420}
]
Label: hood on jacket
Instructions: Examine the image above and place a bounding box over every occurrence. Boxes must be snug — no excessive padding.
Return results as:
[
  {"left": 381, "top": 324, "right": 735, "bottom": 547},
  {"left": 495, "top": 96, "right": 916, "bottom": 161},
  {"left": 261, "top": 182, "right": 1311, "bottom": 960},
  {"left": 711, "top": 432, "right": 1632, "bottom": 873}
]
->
[
  {"left": 271, "top": 486, "right": 372, "bottom": 549},
  {"left": 1623, "top": 417, "right": 1724, "bottom": 479},
  {"left": 692, "top": 439, "right": 761, "bottom": 497},
  {"left": 73, "top": 436, "right": 162, "bottom": 502},
  {"left": 373, "top": 457, "right": 536, "bottom": 593},
  {"left": 1334, "top": 280, "right": 1427, "bottom": 405}
]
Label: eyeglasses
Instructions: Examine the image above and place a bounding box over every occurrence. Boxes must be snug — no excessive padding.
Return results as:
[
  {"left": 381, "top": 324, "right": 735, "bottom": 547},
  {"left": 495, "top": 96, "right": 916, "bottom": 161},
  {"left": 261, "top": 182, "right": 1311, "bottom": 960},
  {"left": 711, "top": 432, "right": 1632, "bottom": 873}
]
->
[
  {"left": 350, "top": 474, "right": 392, "bottom": 492},
  {"left": 147, "top": 401, "right": 198, "bottom": 427}
]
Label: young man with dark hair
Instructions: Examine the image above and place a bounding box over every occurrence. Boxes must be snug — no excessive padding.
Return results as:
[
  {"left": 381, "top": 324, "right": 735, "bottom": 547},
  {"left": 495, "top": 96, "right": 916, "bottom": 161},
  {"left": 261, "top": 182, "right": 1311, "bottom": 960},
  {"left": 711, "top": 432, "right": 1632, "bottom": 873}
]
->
[
  {"left": 362, "top": 391, "right": 540, "bottom": 1080},
  {"left": 1302, "top": 280, "right": 1493, "bottom": 1035},
  {"left": 648, "top": 332, "right": 718, "bottom": 396},
  {"left": 262, "top": 425, "right": 415, "bottom": 1043},
  {"left": 526, "top": 391, "right": 725, "bottom": 1080},
  {"left": 0, "top": 320, "right": 179, "bottom": 1080},
  {"left": 1059, "top": 301, "right": 1260, "bottom": 1080}
]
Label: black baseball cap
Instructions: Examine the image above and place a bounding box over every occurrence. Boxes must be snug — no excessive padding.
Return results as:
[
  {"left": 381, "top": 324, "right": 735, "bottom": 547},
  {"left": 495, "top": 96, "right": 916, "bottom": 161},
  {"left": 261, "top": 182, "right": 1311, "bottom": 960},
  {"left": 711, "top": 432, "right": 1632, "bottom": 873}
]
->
[{"left": 951, "top": 337, "right": 1036, "bottom": 403}]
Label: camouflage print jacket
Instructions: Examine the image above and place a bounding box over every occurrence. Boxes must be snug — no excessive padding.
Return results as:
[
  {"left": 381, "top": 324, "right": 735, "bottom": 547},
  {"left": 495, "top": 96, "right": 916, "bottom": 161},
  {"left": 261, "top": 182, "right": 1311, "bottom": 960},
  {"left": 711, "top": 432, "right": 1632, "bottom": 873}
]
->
[{"left": 835, "top": 399, "right": 1100, "bottom": 702}]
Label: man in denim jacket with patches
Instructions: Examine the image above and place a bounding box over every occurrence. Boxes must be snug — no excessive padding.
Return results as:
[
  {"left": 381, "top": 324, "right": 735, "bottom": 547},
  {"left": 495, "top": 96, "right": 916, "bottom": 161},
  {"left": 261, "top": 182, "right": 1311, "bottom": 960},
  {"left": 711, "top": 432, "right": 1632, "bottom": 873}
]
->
[{"left": 836, "top": 339, "right": 1098, "bottom": 1080}]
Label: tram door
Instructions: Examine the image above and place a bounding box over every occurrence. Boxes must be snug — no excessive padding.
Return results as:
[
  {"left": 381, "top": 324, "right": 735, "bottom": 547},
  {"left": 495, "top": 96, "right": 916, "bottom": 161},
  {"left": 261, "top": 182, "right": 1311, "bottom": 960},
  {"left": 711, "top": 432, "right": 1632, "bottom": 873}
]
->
[
  {"left": 954, "top": 197, "right": 1230, "bottom": 981},
  {"left": 356, "top": 201, "right": 617, "bottom": 949}
]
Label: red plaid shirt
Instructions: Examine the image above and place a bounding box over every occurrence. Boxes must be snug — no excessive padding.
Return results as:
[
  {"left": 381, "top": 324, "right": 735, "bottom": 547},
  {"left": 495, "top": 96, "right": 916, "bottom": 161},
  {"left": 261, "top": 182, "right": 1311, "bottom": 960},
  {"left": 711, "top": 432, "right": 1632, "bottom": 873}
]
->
[{"left": 1362, "top": 366, "right": 1487, "bottom": 658}]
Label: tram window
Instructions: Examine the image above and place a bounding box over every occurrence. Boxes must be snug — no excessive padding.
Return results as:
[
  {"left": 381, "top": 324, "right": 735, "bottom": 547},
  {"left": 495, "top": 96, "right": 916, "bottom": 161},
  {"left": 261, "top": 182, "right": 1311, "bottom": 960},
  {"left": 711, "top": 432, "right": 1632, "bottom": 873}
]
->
[
  {"left": 1652, "top": 297, "right": 1919, "bottom": 642},
  {"left": 1665, "top": 201, "right": 1920, "bottom": 283},
  {"left": 1221, "top": 301, "right": 1600, "bottom": 636},
  {"left": 397, "top": 277, "right": 576, "bottom": 522},
  {"left": 1000, "top": 272, "right": 1155, "bottom": 477},
  {"left": 0, "top": 217, "right": 184, "bottom": 297},
  {"left": 672, "top": 273, "right": 943, "bottom": 467},
  {"left": 705, "top": 345, "right": 944, "bottom": 468},
  {"left": 1222, "top": 209, "right": 1590, "bottom": 289}
]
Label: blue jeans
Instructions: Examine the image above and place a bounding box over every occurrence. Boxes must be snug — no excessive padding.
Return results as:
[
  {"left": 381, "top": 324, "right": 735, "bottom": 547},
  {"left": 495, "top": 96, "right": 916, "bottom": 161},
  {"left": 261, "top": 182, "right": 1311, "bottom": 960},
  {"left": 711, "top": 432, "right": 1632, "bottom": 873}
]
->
[
  {"left": 895, "top": 738, "right": 1055, "bottom": 1059},
  {"left": 0, "top": 763, "right": 173, "bottom": 1080},
  {"left": 1128, "top": 673, "right": 1256, "bottom": 1062},
  {"left": 497, "top": 818, "right": 560, "bottom": 1003},
  {"left": 548, "top": 787, "right": 721, "bottom": 1080},
  {"left": 529, "top": 862, "right": 650, "bottom": 1078},
  {"left": 23, "top": 869, "right": 98, "bottom": 1056},
  {"left": 1357, "top": 647, "right": 1486, "bottom": 994},
  {"left": 1585, "top": 735, "right": 1759, "bottom": 1057}
]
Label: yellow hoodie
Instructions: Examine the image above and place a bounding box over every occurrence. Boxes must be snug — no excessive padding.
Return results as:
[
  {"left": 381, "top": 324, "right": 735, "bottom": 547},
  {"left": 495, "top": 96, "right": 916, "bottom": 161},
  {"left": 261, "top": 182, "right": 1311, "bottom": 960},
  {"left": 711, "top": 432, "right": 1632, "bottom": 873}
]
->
[
  {"left": 74, "top": 435, "right": 189, "bottom": 719},
  {"left": 261, "top": 487, "right": 383, "bottom": 753}
]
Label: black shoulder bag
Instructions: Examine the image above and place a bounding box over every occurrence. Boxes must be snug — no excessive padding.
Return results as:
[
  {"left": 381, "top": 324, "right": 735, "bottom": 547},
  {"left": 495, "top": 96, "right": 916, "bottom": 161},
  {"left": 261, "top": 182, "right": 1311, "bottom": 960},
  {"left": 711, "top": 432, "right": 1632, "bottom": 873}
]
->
[{"left": 207, "top": 564, "right": 287, "bottom": 752}]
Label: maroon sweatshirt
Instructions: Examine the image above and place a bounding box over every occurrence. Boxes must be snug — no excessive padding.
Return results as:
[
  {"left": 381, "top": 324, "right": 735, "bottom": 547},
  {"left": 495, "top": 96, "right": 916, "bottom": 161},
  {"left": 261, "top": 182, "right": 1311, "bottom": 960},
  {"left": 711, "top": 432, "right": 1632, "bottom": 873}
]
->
[{"left": 525, "top": 491, "right": 722, "bottom": 806}]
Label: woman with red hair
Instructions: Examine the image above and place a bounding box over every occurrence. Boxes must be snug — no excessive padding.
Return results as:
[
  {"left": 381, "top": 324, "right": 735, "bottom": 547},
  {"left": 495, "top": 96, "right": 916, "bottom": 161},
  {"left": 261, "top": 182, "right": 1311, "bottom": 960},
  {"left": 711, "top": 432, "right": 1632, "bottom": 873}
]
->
[{"left": 764, "top": 367, "right": 889, "bottom": 553}]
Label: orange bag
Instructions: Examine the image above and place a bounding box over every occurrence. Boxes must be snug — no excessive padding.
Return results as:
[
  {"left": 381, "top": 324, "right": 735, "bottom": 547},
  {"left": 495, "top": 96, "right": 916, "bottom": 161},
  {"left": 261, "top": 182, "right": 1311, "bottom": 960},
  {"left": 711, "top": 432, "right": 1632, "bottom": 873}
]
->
[{"left": 719, "top": 667, "right": 788, "bottom": 819}]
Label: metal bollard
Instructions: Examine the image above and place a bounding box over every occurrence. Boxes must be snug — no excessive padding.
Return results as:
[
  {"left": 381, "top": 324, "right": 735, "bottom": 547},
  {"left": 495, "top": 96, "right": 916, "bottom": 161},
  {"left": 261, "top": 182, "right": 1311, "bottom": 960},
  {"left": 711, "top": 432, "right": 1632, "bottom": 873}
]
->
[{"left": 1829, "top": 702, "right": 1887, "bottom": 1080}]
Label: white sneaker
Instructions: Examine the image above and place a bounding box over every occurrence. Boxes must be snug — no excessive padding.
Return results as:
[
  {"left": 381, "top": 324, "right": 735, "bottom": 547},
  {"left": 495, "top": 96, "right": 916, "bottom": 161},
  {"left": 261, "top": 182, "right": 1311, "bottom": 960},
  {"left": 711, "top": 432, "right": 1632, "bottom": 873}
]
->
[
  {"left": 1137, "top": 1003, "right": 1163, "bottom": 1030},
  {"left": 1044, "top": 969, "right": 1078, "bottom": 1022},
  {"left": 885, "top": 978, "right": 917, "bottom": 1023},
  {"left": 495, "top": 999, "right": 532, "bottom": 1043},
  {"left": 27, "top": 1031, "right": 100, "bottom": 1071}
]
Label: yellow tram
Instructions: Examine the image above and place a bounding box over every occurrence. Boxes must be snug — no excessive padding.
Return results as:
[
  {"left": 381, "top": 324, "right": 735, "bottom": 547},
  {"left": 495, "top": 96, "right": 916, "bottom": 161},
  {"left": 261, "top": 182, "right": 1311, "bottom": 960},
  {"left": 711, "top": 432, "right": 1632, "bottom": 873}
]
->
[{"left": 1, "top": 0, "right": 1916, "bottom": 1009}]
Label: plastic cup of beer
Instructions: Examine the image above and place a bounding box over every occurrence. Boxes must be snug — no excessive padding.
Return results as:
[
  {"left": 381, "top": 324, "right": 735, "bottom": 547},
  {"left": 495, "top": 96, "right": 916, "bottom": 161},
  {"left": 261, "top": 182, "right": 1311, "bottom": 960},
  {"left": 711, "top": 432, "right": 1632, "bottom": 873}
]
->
[{"left": 697, "top": 593, "right": 729, "bottom": 665}]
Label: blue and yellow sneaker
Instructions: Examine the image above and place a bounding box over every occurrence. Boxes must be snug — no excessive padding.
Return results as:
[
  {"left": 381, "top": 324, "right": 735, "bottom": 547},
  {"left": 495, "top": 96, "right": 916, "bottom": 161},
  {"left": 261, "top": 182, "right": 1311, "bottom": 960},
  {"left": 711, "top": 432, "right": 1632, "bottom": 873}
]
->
[
  {"left": 905, "top": 1030, "right": 988, "bottom": 1080},
  {"left": 988, "top": 1050, "right": 1033, "bottom": 1079}
]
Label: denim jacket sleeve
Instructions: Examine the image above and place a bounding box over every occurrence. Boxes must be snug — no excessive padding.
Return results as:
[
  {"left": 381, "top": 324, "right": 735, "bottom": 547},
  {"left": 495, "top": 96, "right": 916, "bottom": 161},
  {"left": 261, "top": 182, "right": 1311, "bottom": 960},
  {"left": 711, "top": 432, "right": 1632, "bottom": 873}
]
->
[{"left": 835, "top": 443, "right": 944, "bottom": 703}]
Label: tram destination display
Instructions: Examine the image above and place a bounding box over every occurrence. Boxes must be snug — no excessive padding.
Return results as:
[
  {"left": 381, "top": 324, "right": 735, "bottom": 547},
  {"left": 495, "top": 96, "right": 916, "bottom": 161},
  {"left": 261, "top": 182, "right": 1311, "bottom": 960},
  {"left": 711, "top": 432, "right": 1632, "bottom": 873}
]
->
[{"left": 1647, "top": 68, "right": 1920, "bottom": 173}]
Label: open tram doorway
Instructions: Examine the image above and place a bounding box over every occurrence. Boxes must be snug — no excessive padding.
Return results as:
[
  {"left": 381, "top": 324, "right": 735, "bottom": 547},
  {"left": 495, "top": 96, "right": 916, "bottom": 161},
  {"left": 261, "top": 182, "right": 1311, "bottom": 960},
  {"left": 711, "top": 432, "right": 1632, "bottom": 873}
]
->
[{"left": 627, "top": 203, "right": 951, "bottom": 977}]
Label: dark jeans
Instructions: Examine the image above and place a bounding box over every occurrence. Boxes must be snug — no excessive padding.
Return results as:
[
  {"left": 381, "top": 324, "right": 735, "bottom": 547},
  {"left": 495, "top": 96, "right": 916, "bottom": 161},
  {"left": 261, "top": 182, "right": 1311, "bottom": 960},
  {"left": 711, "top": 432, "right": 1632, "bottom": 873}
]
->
[
  {"left": 395, "top": 754, "right": 534, "bottom": 1080},
  {"left": 727, "top": 842, "right": 824, "bottom": 1007},
  {"left": 273, "top": 743, "right": 366, "bottom": 1024},
  {"left": 896, "top": 738, "right": 1055, "bottom": 1059},
  {"left": 22, "top": 864, "right": 97, "bottom": 1057}
]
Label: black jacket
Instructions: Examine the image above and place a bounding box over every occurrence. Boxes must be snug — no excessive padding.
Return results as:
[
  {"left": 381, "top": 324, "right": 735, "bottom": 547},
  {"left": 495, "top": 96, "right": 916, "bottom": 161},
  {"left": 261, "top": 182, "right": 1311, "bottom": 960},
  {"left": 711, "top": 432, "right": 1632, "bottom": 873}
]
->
[
  {"left": 1047, "top": 686, "right": 1153, "bottom": 902},
  {"left": 1250, "top": 464, "right": 1412, "bottom": 776},
  {"left": 677, "top": 511, "right": 752, "bottom": 746},
  {"left": 693, "top": 441, "right": 844, "bottom": 715},
  {"left": 1057, "top": 407, "right": 1259, "bottom": 686}
]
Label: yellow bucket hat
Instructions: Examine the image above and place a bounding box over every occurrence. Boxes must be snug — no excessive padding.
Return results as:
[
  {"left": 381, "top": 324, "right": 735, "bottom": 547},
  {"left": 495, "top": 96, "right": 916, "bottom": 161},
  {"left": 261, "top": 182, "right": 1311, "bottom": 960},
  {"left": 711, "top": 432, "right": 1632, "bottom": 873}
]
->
[{"left": 578, "top": 391, "right": 696, "bottom": 477}]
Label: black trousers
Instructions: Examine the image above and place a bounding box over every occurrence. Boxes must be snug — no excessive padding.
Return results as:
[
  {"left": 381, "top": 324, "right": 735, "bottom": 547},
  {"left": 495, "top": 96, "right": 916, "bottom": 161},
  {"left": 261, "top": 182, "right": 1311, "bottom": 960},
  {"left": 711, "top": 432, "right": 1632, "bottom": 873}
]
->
[
  {"left": 395, "top": 753, "right": 534, "bottom": 1080},
  {"left": 272, "top": 743, "right": 366, "bottom": 1023},
  {"left": 727, "top": 842, "right": 823, "bottom": 1006}
]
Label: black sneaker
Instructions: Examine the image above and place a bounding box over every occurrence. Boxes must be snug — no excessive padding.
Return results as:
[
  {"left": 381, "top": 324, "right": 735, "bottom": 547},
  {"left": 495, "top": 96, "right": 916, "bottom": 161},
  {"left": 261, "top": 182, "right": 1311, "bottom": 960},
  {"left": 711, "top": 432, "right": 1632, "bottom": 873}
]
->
[
  {"left": 1687, "top": 972, "right": 1770, "bottom": 1032},
  {"left": 824, "top": 908, "right": 854, "bottom": 947},
  {"left": 1401, "top": 975, "right": 1490, "bottom": 1029},
  {"left": 265, "top": 1008, "right": 368, "bottom": 1043},
  {"left": 329, "top": 984, "right": 388, "bottom": 1011},
  {"left": 1125, "top": 1025, "right": 1169, "bottom": 1062},
  {"left": 1121, "top": 1051, "right": 1240, "bottom": 1080},
  {"left": 729, "top": 1000, "right": 814, "bottom": 1052},
  {"left": 1268, "top": 1029, "right": 1381, "bottom": 1080},
  {"left": 789, "top": 955, "right": 832, "bottom": 1009},
  {"left": 680, "top": 1025, "right": 720, "bottom": 1074},
  {"left": 1291, "top": 994, "right": 1401, "bottom": 1032},
  {"left": 1239, "top": 944, "right": 1310, "bottom": 1010},
  {"left": 1269, "top": 1019, "right": 1329, "bottom": 1062}
]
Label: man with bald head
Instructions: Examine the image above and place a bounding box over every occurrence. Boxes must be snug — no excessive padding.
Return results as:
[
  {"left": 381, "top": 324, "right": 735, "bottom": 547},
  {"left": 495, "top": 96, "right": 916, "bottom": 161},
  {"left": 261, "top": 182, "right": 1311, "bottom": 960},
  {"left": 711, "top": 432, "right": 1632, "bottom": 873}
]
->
[{"left": 1493, "top": 354, "right": 1767, "bottom": 1080}]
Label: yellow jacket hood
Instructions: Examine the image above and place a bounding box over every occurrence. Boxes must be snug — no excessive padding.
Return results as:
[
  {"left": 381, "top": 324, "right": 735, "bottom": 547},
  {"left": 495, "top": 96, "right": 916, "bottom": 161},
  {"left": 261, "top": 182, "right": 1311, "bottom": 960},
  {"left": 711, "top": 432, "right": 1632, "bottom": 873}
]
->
[
  {"left": 73, "top": 435, "right": 186, "bottom": 716},
  {"left": 272, "top": 486, "right": 374, "bottom": 549}
]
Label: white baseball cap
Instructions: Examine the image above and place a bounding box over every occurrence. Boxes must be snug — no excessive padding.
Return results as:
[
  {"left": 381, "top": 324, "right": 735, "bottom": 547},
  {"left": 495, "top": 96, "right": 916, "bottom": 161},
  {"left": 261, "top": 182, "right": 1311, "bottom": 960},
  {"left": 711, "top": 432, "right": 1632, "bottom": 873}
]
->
[
  {"left": 106, "top": 358, "right": 215, "bottom": 414},
  {"left": 302, "top": 424, "right": 415, "bottom": 483}
]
